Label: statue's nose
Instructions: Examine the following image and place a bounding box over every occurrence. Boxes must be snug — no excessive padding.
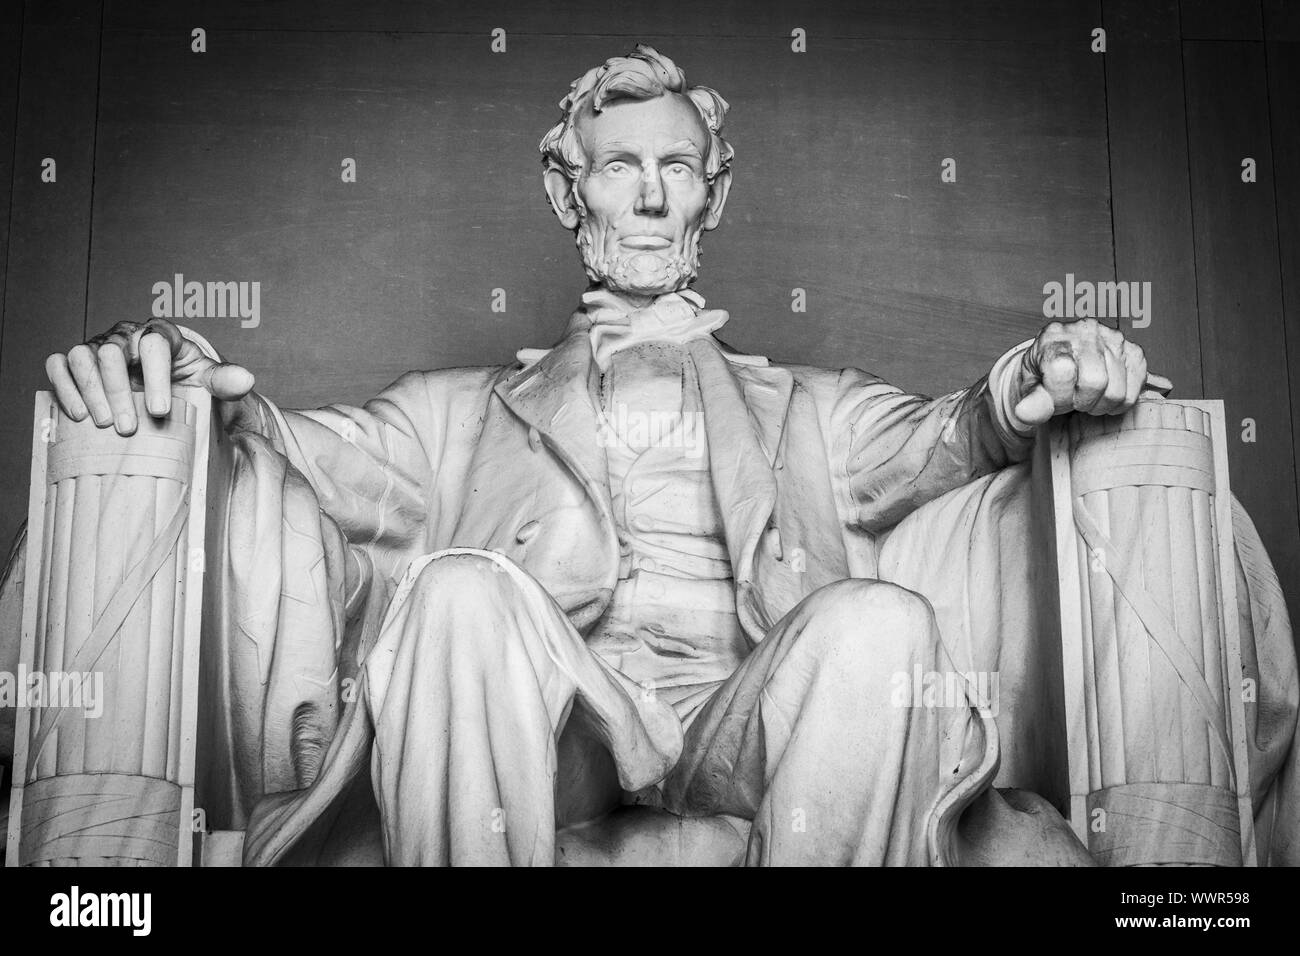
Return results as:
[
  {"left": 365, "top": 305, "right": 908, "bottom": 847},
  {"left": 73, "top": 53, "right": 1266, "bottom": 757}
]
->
[{"left": 635, "top": 168, "right": 667, "bottom": 215}]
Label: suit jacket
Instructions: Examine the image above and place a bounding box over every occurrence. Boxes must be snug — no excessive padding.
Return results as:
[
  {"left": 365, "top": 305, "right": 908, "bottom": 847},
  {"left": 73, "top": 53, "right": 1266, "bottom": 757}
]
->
[
  {"left": 234, "top": 306, "right": 1032, "bottom": 646},
  {"left": 230, "top": 304, "right": 1032, "bottom": 863}
]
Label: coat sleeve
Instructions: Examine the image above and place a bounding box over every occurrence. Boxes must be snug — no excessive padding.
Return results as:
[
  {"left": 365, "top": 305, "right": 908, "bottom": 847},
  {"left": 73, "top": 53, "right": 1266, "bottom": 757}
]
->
[
  {"left": 828, "top": 341, "right": 1036, "bottom": 533},
  {"left": 220, "top": 371, "right": 438, "bottom": 557}
]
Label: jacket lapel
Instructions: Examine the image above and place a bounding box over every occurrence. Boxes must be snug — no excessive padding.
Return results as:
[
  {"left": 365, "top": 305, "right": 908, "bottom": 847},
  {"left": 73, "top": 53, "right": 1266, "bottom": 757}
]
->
[
  {"left": 731, "top": 358, "right": 794, "bottom": 469},
  {"left": 494, "top": 316, "right": 610, "bottom": 508},
  {"left": 687, "top": 340, "right": 793, "bottom": 590}
]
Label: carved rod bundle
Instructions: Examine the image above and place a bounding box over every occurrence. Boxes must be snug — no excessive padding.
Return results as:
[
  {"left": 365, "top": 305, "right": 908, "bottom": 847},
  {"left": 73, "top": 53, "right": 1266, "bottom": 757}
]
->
[
  {"left": 1049, "top": 397, "right": 1255, "bottom": 866},
  {"left": 6, "top": 389, "right": 217, "bottom": 866}
]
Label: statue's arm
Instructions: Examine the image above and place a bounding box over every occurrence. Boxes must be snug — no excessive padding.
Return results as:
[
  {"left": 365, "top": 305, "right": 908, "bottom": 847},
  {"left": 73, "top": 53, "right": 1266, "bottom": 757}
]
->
[
  {"left": 826, "top": 318, "right": 1157, "bottom": 533},
  {"left": 827, "top": 340, "right": 1036, "bottom": 533},
  {"left": 39, "top": 316, "right": 496, "bottom": 579},
  {"left": 220, "top": 371, "right": 441, "bottom": 554}
]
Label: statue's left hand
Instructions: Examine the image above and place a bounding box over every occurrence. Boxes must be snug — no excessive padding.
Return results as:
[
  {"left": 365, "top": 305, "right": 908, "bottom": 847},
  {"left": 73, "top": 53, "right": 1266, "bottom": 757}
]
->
[{"left": 1012, "top": 318, "right": 1168, "bottom": 426}]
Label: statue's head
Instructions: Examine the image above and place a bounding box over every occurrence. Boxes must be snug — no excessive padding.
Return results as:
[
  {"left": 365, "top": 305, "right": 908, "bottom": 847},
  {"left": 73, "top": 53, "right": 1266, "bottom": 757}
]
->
[{"left": 539, "top": 46, "right": 734, "bottom": 299}]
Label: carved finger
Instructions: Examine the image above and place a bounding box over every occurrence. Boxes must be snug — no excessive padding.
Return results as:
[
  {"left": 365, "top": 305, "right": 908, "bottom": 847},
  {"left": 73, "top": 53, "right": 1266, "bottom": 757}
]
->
[
  {"left": 67, "top": 344, "right": 113, "bottom": 427},
  {"left": 1097, "top": 321, "right": 1127, "bottom": 354},
  {"left": 141, "top": 318, "right": 186, "bottom": 356},
  {"left": 1039, "top": 342, "right": 1079, "bottom": 414},
  {"left": 1012, "top": 385, "right": 1056, "bottom": 426},
  {"left": 139, "top": 332, "right": 174, "bottom": 416},
  {"left": 45, "top": 353, "right": 88, "bottom": 421},
  {"left": 1072, "top": 347, "right": 1108, "bottom": 412},
  {"left": 97, "top": 342, "right": 137, "bottom": 435},
  {"left": 104, "top": 330, "right": 131, "bottom": 352},
  {"left": 97, "top": 321, "right": 146, "bottom": 363},
  {"left": 1093, "top": 348, "right": 1129, "bottom": 416},
  {"left": 203, "top": 362, "right": 256, "bottom": 401}
]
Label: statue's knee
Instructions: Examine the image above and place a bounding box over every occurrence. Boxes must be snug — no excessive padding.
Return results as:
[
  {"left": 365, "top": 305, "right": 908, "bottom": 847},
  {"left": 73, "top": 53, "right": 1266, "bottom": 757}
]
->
[
  {"left": 387, "top": 554, "right": 546, "bottom": 671},
  {"left": 410, "top": 550, "right": 516, "bottom": 597},
  {"left": 800, "top": 579, "right": 936, "bottom": 662},
  {"left": 399, "top": 551, "right": 534, "bottom": 658}
]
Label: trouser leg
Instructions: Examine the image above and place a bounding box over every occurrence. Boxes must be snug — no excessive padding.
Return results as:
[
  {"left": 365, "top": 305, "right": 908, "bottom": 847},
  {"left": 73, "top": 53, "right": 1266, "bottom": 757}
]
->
[
  {"left": 665, "top": 578, "right": 988, "bottom": 865},
  {"left": 366, "top": 549, "right": 681, "bottom": 865}
]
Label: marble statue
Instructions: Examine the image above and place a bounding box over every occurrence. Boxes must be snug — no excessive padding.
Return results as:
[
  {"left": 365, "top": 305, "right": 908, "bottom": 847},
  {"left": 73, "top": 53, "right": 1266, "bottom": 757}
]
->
[{"left": 16, "top": 45, "right": 1300, "bottom": 866}]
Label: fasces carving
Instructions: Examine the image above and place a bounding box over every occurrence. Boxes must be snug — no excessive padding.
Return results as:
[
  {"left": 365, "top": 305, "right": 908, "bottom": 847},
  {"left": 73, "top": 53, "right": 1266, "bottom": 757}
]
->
[
  {"left": 1050, "top": 399, "right": 1255, "bottom": 866},
  {"left": 8, "top": 389, "right": 224, "bottom": 866}
]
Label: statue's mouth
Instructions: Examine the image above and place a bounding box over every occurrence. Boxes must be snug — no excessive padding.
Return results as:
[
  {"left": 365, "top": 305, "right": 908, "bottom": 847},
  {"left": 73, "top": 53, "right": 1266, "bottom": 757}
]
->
[{"left": 620, "top": 235, "right": 672, "bottom": 250}]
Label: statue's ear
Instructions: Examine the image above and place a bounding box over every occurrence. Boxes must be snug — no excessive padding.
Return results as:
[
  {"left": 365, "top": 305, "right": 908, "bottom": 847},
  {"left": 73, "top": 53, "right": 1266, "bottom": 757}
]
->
[
  {"left": 703, "top": 167, "right": 732, "bottom": 231},
  {"left": 543, "top": 166, "right": 582, "bottom": 230}
]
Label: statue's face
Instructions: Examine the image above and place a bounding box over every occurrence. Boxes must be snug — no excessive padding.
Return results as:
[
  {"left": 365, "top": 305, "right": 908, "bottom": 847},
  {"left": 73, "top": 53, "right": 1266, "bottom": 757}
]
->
[{"left": 570, "top": 94, "right": 717, "bottom": 296}]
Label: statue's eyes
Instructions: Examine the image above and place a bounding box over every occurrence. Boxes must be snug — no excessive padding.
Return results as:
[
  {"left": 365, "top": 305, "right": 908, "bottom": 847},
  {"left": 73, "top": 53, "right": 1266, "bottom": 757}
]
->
[
  {"left": 663, "top": 162, "right": 693, "bottom": 178},
  {"left": 603, "top": 161, "right": 634, "bottom": 177}
]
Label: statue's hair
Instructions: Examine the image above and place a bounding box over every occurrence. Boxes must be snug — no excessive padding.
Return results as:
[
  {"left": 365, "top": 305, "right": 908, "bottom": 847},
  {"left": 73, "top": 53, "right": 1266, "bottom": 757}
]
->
[{"left": 538, "top": 45, "right": 734, "bottom": 185}]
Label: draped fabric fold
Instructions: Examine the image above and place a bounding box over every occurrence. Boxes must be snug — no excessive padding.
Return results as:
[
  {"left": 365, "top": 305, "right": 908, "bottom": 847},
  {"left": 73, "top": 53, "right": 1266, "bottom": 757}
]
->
[
  {"left": 876, "top": 464, "right": 1300, "bottom": 865},
  {"left": 195, "top": 432, "right": 355, "bottom": 830}
]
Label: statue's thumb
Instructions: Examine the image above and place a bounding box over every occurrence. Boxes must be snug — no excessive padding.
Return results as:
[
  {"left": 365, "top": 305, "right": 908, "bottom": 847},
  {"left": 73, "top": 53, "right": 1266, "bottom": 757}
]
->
[
  {"left": 1013, "top": 385, "right": 1055, "bottom": 426},
  {"left": 206, "top": 362, "right": 256, "bottom": 400}
]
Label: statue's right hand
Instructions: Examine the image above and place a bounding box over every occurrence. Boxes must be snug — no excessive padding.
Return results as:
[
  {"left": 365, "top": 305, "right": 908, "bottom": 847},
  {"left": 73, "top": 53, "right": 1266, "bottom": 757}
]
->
[{"left": 45, "top": 319, "right": 255, "bottom": 436}]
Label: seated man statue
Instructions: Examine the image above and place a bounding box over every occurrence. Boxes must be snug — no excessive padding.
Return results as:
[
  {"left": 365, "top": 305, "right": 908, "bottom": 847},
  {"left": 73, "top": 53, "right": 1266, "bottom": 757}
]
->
[{"left": 32, "top": 46, "right": 1297, "bottom": 866}]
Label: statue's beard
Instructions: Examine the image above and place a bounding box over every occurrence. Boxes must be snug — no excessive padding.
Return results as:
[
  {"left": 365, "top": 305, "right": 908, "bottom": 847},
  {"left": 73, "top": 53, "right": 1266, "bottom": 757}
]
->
[{"left": 574, "top": 216, "right": 703, "bottom": 297}]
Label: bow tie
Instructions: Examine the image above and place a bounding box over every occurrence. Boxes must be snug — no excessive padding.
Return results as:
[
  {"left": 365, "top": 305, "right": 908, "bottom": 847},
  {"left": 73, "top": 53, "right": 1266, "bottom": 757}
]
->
[{"left": 583, "top": 288, "right": 730, "bottom": 370}]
